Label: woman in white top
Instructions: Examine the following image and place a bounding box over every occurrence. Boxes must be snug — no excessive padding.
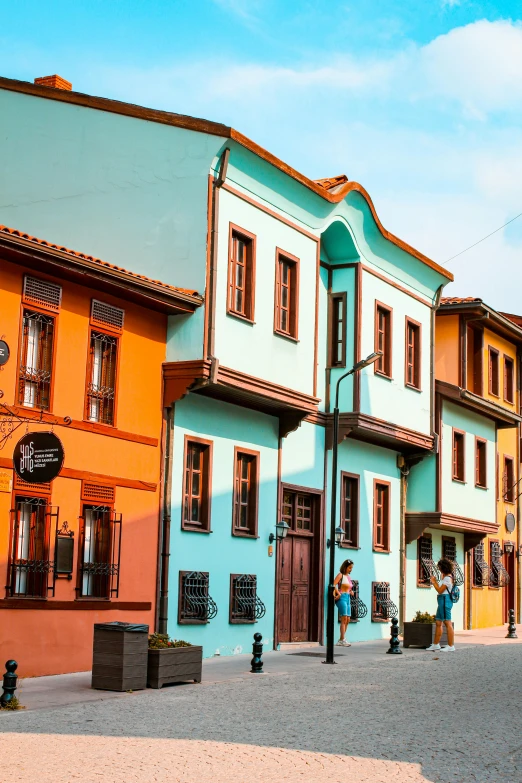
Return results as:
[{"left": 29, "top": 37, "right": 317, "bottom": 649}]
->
[
  {"left": 426, "top": 558, "right": 455, "bottom": 652},
  {"left": 333, "top": 559, "right": 354, "bottom": 647}
]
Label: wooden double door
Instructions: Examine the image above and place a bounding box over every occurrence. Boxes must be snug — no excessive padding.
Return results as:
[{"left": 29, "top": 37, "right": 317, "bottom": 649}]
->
[{"left": 275, "top": 487, "right": 322, "bottom": 644}]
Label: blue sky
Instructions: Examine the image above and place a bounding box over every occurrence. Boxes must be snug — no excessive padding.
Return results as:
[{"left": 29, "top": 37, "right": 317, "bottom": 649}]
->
[{"left": 1, "top": 1, "right": 522, "bottom": 308}]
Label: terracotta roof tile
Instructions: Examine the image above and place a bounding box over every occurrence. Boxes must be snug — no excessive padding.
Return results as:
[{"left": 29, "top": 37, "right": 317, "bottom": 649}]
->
[
  {"left": 0, "top": 225, "right": 200, "bottom": 298},
  {"left": 440, "top": 296, "right": 482, "bottom": 305},
  {"left": 314, "top": 175, "right": 349, "bottom": 191}
]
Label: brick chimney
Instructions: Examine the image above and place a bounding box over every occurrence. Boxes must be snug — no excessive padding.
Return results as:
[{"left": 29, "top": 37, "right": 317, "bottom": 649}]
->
[{"left": 34, "top": 74, "right": 72, "bottom": 91}]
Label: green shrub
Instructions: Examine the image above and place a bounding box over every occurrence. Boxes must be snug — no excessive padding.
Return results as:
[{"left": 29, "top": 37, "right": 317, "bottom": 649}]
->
[
  {"left": 148, "top": 633, "right": 192, "bottom": 649},
  {"left": 412, "top": 610, "right": 436, "bottom": 624}
]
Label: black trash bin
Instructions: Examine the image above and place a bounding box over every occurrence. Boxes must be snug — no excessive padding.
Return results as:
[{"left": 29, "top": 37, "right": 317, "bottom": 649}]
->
[{"left": 92, "top": 621, "right": 149, "bottom": 691}]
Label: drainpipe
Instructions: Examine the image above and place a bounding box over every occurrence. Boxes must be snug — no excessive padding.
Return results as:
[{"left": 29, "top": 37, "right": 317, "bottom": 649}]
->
[
  {"left": 397, "top": 457, "right": 410, "bottom": 634},
  {"left": 158, "top": 405, "right": 174, "bottom": 634},
  {"left": 207, "top": 147, "right": 230, "bottom": 360}
]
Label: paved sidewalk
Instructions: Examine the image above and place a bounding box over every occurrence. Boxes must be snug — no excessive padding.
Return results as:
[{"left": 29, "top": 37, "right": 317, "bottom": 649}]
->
[
  {"left": 12, "top": 623, "right": 522, "bottom": 712},
  {"left": 1, "top": 628, "right": 521, "bottom": 783}
]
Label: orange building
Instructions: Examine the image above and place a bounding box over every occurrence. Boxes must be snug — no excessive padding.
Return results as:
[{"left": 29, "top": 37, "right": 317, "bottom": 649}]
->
[
  {"left": 0, "top": 226, "right": 201, "bottom": 676},
  {"left": 435, "top": 297, "right": 521, "bottom": 629}
]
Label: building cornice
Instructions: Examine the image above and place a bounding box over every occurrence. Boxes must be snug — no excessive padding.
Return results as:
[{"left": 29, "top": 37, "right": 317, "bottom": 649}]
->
[
  {"left": 436, "top": 380, "right": 522, "bottom": 428},
  {"left": 325, "top": 412, "right": 434, "bottom": 454},
  {"left": 405, "top": 511, "right": 498, "bottom": 550}
]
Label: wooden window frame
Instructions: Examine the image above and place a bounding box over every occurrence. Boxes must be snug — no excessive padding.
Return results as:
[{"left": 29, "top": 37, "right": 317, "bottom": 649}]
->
[
  {"left": 227, "top": 223, "right": 256, "bottom": 323},
  {"left": 452, "top": 428, "right": 465, "bottom": 483},
  {"left": 340, "top": 472, "right": 359, "bottom": 549},
  {"left": 475, "top": 437, "right": 487, "bottom": 489},
  {"left": 488, "top": 539, "right": 500, "bottom": 589},
  {"left": 17, "top": 306, "right": 57, "bottom": 413},
  {"left": 417, "top": 533, "right": 433, "bottom": 588},
  {"left": 178, "top": 570, "right": 211, "bottom": 625},
  {"left": 181, "top": 436, "right": 213, "bottom": 532},
  {"left": 466, "top": 324, "right": 484, "bottom": 396},
  {"left": 274, "top": 248, "right": 299, "bottom": 341},
  {"left": 84, "top": 328, "right": 119, "bottom": 428},
  {"left": 373, "top": 480, "right": 391, "bottom": 553},
  {"left": 371, "top": 581, "right": 391, "bottom": 622},
  {"left": 488, "top": 346, "right": 500, "bottom": 397},
  {"left": 232, "top": 447, "right": 260, "bottom": 538},
  {"left": 374, "top": 301, "right": 392, "bottom": 379},
  {"left": 7, "top": 494, "right": 53, "bottom": 599},
  {"left": 503, "top": 354, "right": 514, "bottom": 405},
  {"left": 327, "top": 292, "right": 347, "bottom": 368},
  {"left": 503, "top": 455, "right": 515, "bottom": 504},
  {"left": 76, "top": 502, "right": 122, "bottom": 600},
  {"left": 229, "top": 573, "right": 260, "bottom": 624},
  {"left": 405, "top": 317, "right": 421, "bottom": 391}
]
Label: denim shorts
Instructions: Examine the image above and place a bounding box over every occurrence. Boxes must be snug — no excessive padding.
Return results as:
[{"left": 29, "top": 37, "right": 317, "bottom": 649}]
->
[
  {"left": 436, "top": 594, "right": 453, "bottom": 621},
  {"left": 336, "top": 593, "right": 351, "bottom": 618}
]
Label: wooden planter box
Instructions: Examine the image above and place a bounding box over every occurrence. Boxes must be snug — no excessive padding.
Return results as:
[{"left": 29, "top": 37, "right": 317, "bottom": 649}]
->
[
  {"left": 403, "top": 621, "right": 453, "bottom": 649},
  {"left": 147, "top": 645, "right": 203, "bottom": 689},
  {"left": 92, "top": 622, "right": 149, "bottom": 691}
]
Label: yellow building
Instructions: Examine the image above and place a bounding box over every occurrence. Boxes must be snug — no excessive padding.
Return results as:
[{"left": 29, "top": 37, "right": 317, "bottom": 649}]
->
[{"left": 435, "top": 297, "right": 520, "bottom": 628}]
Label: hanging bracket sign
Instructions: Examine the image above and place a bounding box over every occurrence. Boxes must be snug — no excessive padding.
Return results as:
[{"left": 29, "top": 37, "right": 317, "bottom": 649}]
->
[
  {"left": 13, "top": 431, "right": 65, "bottom": 483},
  {"left": 0, "top": 341, "right": 9, "bottom": 367}
]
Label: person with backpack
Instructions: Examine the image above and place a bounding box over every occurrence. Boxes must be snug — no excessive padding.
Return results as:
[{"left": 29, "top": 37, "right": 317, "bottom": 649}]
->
[
  {"left": 426, "top": 558, "right": 457, "bottom": 652},
  {"left": 333, "top": 559, "right": 354, "bottom": 647}
]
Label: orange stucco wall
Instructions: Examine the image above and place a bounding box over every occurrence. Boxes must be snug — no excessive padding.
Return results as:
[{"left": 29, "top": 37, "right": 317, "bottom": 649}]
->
[
  {"left": 0, "top": 257, "right": 167, "bottom": 676},
  {"left": 435, "top": 314, "right": 460, "bottom": 385}
]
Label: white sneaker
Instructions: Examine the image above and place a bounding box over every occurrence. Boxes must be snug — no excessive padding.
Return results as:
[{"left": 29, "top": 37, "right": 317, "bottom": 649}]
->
[
  {"left": 425, "top": 643, "right": 441, "bottom": 651},
  {"left": 341, "top": 640, "right": 351, "bottom": 647},
  {"left": 440, "top": 645, "right": 455, "bottom": 652},
  {"left": 336, "top": 639, "right": 344, "bottom": 646}
]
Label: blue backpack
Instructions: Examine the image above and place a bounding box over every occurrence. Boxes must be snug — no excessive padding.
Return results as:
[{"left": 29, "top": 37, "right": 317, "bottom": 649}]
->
[{"left": 448, "top": 583, "right": 460, "bottom": 603}]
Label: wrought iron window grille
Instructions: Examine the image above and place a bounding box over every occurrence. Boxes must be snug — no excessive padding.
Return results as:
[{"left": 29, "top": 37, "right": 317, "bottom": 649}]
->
[
  {"left": 86, "top": 332, "right": 117, "bottom": 426},
  {"left": 18, "top": 311, "right": 55, "bottom": 411},
  {"left": 442, "top": 539, "right": 464, "bottom": 586},
  {"left": 419, "top": 536, "right": 439, "bottom": 585},
  {"left": 373, "top": 582, "right": 398, "bottom": 621},
  {"left": 350, "top": 580, "right": 368, "bottom": 622},
  {"left": 179, "top": 571, "right": 218, "bottom": 623},
  {"left": 230, "top": 574, "right": 266, "bottom": 623},
  {"left": 77, "top": 505, "right": 122, "bottom": 598},
  {"left": 473, "top": 542, "right": 493, "bottom": 587},
  {"left": 7, "top": 497, "right": 57, "bottom": 599},
  {"left": 490, "top": 542, "right": 510, "bottom": 588}
]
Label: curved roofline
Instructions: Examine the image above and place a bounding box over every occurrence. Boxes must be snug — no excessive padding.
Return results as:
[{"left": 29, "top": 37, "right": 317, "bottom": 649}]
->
[{"left": 0, "top": 75, "right": 453, "bottom": 283}]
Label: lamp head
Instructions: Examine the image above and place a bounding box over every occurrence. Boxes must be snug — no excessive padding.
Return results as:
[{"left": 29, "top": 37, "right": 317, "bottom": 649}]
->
[{"left": 353, "top": 351, "right": 382, "bottom": 373}]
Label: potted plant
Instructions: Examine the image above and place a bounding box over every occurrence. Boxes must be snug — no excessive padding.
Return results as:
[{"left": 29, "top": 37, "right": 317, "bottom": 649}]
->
[
  {"left": 403, "top": 611, "right": 453, "bottom": 648},
  {"left": 147, "top": 633, "right": 203, "bottom": 688}
]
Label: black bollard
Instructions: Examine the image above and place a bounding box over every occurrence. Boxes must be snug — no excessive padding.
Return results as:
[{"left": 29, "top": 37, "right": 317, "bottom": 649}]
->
[
  {"left": 386, "top": 617, "right": 403, "bottom": 655},
  {"left": 506, "top": 609, "right": 518, "bottom": 639},
  {"left": 1, "top": 660, "right": 18, "bottom": 707},
  {"left": 250, "top": 632, "right": 263, "bottom": 673}
]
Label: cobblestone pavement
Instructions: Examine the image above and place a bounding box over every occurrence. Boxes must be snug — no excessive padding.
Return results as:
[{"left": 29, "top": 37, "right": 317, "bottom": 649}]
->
[{"left": 2, "top": 643, "right": 521, "bottom": 783}]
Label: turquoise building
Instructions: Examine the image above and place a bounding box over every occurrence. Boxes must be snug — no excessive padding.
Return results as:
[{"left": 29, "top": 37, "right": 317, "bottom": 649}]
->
[{"left": 0, "top": 73, "right": 454, "bottom": 655}]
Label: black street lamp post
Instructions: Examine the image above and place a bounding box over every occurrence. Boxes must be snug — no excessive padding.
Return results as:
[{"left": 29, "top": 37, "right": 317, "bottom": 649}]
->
[{"left": 324, "top": 351, "right": 381, "bottom": 665}]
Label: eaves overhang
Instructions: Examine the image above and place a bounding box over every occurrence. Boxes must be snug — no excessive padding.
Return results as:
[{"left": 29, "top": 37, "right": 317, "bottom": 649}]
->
[
  {"left": 326, "top": 412, "right": 434, "bottom": 454},
  {"left": 0, "top": 229, "right": 203, "bottom": 315},
  {"left": 438, "top": 300, "right": 522, "bottom": 345},
  {"left": 436, "top": 380, "right": 522, "bottom": 429},
  {"left": 163, "top": 359, "right": 320, "bottom": 438},
  {"left": 406, "top": 511, "right": 498, "bottom": 551}
]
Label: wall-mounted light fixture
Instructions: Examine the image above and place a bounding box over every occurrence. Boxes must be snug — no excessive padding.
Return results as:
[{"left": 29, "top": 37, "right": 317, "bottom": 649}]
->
[
  {"left": 269, "top": 519, "right": 290, "bottom": 544},
  {"left": 327, "top": 525, "right": 345, "bottom": 549}
]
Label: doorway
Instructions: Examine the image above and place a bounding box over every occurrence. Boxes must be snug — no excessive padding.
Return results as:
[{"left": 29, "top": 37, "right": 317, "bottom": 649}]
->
[{"left": 275, "top": 485, "right": 323, "bottom": 644}]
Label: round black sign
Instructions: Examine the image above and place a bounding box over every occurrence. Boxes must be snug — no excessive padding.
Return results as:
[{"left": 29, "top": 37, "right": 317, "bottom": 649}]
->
[
  {"left": 0, "top": 340, "right": 9, "bottom": 366},
  {"left": 13, "top": 431, "right": 64, "bottom": 484},
  {"left": 506, "top": 512, "right": 516, "bottom": 534}
]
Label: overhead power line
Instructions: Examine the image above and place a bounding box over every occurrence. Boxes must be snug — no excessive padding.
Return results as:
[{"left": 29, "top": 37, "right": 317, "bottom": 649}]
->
[{"left": 443, "top": 211, "right": 522, "bottom": 265}]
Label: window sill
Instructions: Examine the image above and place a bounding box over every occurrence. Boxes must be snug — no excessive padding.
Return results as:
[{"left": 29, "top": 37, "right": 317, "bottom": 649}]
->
[
  {"left": 232, "top": 530, "right": 259, "bottom": 539},
  {"left": 229, "top": 619, "right": 256, "bottom": 624},
  {"left": 327, "top": 363, "right": 347, "bottom": 371},
  {"left": 371, "top": 617, "right": 389, "bottom": 623},
  {"left": 274, "top": 330, "right": 299, "bottom": 344},
  {"left": 416, "top": 583, "right": 432, "bottom": 589},
  {"left": 178, "top": 619, "right": 209, "bottom": 625},
  {"left": 452, "top": 478, "right": 466, "bottom": 485},
  {"left": 373, "top": 547, "right": 391, "bottom": 554},
  {"left": 82, "top": 418, "right": 115, "bottom": 429},
  {"left": 475, "top": 484, "right": 488, "bottom": 491},
  {"left": 374, "top": 371, "right": 393, "bottom": 381},
  {"left": 487, "top": 585, "right": 501, "bottom": 590},
  {"left": 227, "top": 310, "right": 256, "bottom": 326},
  {"left": 340, "top": 543, "right": 359, "bottom": 550},
  {"left": 75, "top": 597, "right": 111, "bottom": 602},
  {"left": 181, "top": 525, "right": 213, "bottom": 534},
  {"left": 405, "top": 383, "right": 422, "bottom": 393}
]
